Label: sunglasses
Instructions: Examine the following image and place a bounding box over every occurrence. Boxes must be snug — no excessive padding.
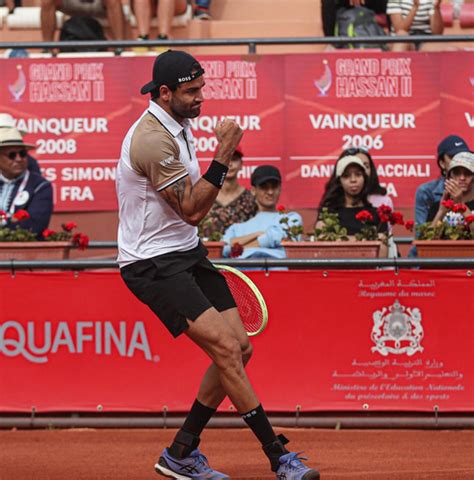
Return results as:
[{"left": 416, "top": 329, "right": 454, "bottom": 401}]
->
[
  {"left": 344, "top": 147, "right": 369, "bottom": 156},
  {"left": 5, "top": 149, "right": 27, "bottom": 160}
]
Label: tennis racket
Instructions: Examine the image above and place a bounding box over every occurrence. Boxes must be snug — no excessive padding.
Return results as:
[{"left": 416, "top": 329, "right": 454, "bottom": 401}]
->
[{"left": 216, "top": 264, "right": 268, "bottom": 337}]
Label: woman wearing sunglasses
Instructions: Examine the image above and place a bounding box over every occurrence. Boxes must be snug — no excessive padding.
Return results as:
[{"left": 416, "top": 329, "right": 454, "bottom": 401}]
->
[{"left": 0, "top": 128, "right": 53, "bottom": 237}]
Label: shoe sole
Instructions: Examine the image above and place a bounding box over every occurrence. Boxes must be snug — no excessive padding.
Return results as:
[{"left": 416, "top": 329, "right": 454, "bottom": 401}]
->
[
  {"left": 154, "top": 462, "right": 191, "bottom": 479},
  {"left": 154, "top": 462, "right": 231, "bottom": 479}
]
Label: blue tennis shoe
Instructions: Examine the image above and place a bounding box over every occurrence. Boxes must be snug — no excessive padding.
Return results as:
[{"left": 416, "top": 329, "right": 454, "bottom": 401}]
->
[
  {"left": 155, "top": 447, "right": 230, "bottom": 479},
  {"left": 275, "top": 452, "right": 320, "bottom": 479}
]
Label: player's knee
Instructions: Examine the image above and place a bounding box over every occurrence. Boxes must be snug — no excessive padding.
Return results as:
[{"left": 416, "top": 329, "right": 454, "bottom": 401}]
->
[
  {"left": 242, "top": 341, "right": 253, "bottom": 365},
  {"left": 213, "top": 336, "right": 242, "bottom": 371}
]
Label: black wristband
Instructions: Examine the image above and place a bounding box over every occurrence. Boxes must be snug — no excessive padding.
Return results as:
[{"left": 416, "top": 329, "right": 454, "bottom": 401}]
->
[{"left": 203, "top": 160, "right": 229, "bottom": 188}]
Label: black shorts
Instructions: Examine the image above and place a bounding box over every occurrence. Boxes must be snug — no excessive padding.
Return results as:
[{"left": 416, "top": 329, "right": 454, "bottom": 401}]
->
[{"left": 120, "top": 242, "right": 236, "bottom": 337}]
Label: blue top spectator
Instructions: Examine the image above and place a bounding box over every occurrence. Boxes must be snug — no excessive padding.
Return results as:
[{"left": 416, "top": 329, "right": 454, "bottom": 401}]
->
[
  {"left": 414, "top": 135, "right": 470, "bottom": 229},
  {"left": 222, "top": 165, "right": 302, "bottom": 259}
]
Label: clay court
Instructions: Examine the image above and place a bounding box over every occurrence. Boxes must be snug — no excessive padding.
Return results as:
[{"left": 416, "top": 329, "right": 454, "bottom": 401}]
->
[{"left": 1, "top": 427, "right": 473, "bottom": 479}]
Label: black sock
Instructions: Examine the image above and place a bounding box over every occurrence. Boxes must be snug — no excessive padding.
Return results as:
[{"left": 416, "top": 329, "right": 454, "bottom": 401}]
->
[
  {"left": 241, "top": 404, "right": 277, "bottom": 447},
  {"left": 181, "top": 399, "right": 216, "bottom": 437},
  {"left": 168, "top": 399, "right": 216, "bottom": 459}
]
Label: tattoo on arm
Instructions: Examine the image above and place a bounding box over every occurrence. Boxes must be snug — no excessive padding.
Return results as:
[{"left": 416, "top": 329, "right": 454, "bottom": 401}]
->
[
  {"left": 172, "top": 178, "right": 186, "bottom": 215},
  {"left": 162, "top": 177, "right": 193, "bottom": 219}
]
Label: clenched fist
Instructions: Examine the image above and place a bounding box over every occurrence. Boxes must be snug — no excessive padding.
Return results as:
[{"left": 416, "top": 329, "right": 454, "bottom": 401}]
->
[{"left": 214, "top": 118, "right": 243, "bottom": 150}]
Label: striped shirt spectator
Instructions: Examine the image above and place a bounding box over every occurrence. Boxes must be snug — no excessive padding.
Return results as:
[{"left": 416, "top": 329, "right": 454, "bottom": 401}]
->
[{"left": 387, "top": 0, "right": 436, "bottom": 33}]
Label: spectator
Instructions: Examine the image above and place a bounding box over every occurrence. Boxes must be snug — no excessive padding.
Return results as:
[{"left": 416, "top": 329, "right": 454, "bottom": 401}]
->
[
  {"left": 317, "top": 155, "right": 388, "bottom": 255},
  {"left": 427, "top": 151, "right": 474, "bottom": 224},
  {"left": 40, "top": 0, "right": 126, "bottom": 42},
  {"left": 337, "top": 147, "right": 393, "bottom": 209},
  {"left": 387, "top": 0, "right": 444, "bottom": 51},
  {"left": 322, "top": 0, "right": 388, "bottom": 36},
  {"left": 200, "top": 145, "right": 257, "bottom": 238},
  {"left": 338, "top": 147, "right": 397, "bottom": 256},
  {"left": 193, "top": 0, "right": 211, "bottom": 19},
  {"left": 414, "top": 135, "right": 470, "bottom": 229},
  {"left": 0, "top": 113, "right": 41, "bottom": 176},
  {"left": 133, "top": 0, "right": 188, "bottom": 44},
  {"left": 0, "top": 128, "right": 53, "bottom": 237},
  {"left": 222, "top": 165, "right": 302, "bottom": 259}
]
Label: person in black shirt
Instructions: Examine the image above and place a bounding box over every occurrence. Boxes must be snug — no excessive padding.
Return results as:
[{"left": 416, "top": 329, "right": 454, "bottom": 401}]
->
[{"left": 317, "top": 155, "right": 388, "bottom": 255}]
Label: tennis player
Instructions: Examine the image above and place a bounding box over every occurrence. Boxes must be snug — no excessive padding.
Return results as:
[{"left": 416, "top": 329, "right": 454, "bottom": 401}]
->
[{"left": 116, "top": 50, "right": 319, "bottom": 480}]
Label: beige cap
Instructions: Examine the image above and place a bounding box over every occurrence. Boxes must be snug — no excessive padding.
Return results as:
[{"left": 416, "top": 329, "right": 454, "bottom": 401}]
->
[
  {"left": 0, "top": 113, "right": 26, "bottom": 134},
  {"left": 0, "top": 127, "right": 35, "bottom": 150},
  {"left": 448, "top": 151, "right": 474, "bottom": 175},
  {"left": 335, "top": 155, "right": 369, "bottom": 178}
]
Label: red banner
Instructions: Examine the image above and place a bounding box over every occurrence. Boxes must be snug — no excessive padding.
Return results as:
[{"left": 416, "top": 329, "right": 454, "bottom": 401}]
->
[
  {"left": 0, "top": 52, "right": 473, "bottom": 211},
  {"left": 0, "top": 270, "right": 472, "bottom": 413}
]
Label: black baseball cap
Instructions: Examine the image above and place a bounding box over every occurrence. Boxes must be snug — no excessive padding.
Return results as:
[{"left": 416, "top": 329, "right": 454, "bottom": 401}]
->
[
  {"left": 437, "top": 135, "right": 470, "bottom": 157},
  {"left": 251, "top": 165, "right": 281, "bottom": 186},
  {"left": 140, "top": 50, "right": 205, "bottom": 95}
]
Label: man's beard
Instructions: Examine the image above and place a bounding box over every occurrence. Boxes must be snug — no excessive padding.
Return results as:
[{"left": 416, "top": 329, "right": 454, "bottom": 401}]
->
[{"left": 170, "top": 99, "right": 201, "bottom": 119}]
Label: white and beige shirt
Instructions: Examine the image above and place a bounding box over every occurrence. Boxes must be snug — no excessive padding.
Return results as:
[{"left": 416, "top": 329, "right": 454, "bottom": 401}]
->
[{"left": 116, "top": 101, "right": 201, "bottom": 267}]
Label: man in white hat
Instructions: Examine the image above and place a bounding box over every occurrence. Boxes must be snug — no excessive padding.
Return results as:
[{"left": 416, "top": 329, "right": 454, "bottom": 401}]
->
[
  {"left": 0, "top": 127, "right": 53, "bottom": 237},
  {"left": 0, "top": 113, "right": 42, "bottom": 176}
]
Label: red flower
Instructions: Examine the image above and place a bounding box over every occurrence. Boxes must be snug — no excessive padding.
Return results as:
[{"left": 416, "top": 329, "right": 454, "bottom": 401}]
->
[
  {"left": 355, "top": 210, "right": 374, "bottom": 223},
  {"left": 452, "top": 203, "right": 467, "bottom": 214},
  {"left": 230, "top": 242, "right": 244, "bottom": 258},
  {"left": 465, "top": 215, "right": 474, "bottom": 225},
  {"left": 0, "top": 210, "right": 6, "bottom": 219},
  {"left": 62, "top": 221, "right": 77, "bottom": 232},
  {"left": 11, "top": 209, "right": 30, "bottom": 222},
  {"left": 377, "top": 204, "right": 392, "bottom": 223},
  {"left": 405, "top": 220, "right": 415, "bottom": 232},
  {"left": 42, "top": 229, "right": 56, "bottom": 238},
  {"left": 377, "top": 204, "right": 392, "bottom": 215},
  {"left": 72, "top": 233, "right": 89, "bottom": 250},
  {"left": 441, "top": 199, "right": 455, "bottom": 210},
  {"left": 390, "top": 211, "right": 404, "bottom": 226},
  {"left": 277, "top": 204, "right": 286, "bottom": 213}
]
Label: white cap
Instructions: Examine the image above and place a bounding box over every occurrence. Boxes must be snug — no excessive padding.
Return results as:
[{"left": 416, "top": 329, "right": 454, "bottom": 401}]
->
[
  {"left": 0, "top": 113, "right": 26, "bottom": 135},
  {"left": 448, "top": 151, "right": 474, "bottom": 175},
  {"left": 0, "top": 127, "right": 35, "bottom": 150},
  {"left": 335, "top": 155, "right": 369, "bottom": 178}
]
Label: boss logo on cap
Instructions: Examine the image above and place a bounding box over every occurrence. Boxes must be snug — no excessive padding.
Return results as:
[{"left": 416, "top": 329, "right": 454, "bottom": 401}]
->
[{"left": 178, "top": 76, "right": 192, "bottom": 83}]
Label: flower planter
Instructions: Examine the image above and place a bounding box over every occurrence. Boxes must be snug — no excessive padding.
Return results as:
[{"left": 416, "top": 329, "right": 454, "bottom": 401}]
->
[
  {"left": 281, "top": 240, "right": 381, "bottom": 259},
  {"left": 204, "top": 241, "right": 225, "bottom": 259},
  {"left": 0, "top": 241, "right": 72, "bottom": 260},
  {"left": 413, "top": 240, "right": 474, "bottom": 258}
]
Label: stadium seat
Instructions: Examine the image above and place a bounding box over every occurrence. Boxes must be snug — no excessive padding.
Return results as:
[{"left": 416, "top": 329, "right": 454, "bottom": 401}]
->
[
  {"left": 4, "top": 3, "right": 190, "bottom": 31},
  {"left": 6, "top": 7, "right": 65, "bottom": 29},
  {"left": 460, "top": 2, "right": 474, "bottom": 28},
  {"left": 0, "top": 6, "right": 9, "bottom": 27},
  {"left": 124, "top": 2, "right": 192, "bottom": 29},
  {"left": 441, "top": 2, "right": 454, "bottom": 27}
]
